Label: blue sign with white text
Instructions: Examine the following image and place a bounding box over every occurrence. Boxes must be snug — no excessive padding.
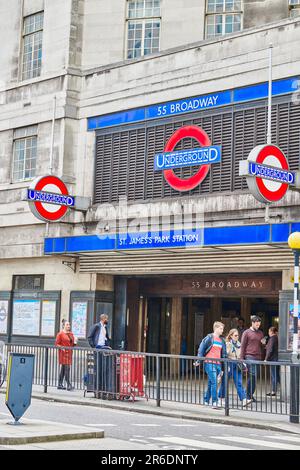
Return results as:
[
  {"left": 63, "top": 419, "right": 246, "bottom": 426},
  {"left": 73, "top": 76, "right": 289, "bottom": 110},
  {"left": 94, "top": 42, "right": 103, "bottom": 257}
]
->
[
  {"left": 87, "top": 77, "right": 299, "bottom": 131},
  {"left": 27, "top": 189, "right": 75, "bottom": 207},
  {"left": 147, "top": 91, "right": 232, "bottom": 120},
  {"left": 154, "top": 146, "right": 221, "bottom": 171},
  {"left": 248, "top": 163, "right": 295, "bottom": 185},
  {"left": 117, "top": 229, "right": 203, "bottom": 250}
]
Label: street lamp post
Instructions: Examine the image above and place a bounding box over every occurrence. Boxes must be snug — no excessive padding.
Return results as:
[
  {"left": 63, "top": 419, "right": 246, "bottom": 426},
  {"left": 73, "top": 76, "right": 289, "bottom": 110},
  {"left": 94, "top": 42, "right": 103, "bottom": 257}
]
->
[{"left": 288, "top": 232, "right": 300, "bottom": 424}]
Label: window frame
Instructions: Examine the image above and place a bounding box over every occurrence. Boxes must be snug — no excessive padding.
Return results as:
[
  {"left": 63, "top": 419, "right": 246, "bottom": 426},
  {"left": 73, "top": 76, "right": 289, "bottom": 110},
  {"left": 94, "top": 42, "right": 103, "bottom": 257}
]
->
[
  {"left": 289, "top": 0, "right": 300, "bottom": 17},
  {"left": 12, "top": 125, "right": 38, "bottom": 183},
  {"left": 205, "top": 0, "right": 243, "bottom": 39},
  {"left": 13, "top": 275, "right": 44, "bottom": 291},
  {"left": 21, "top": 11, "right": 44, "bottom": 81},
  {"left": 126, "top": 0, "right": 161, "bottom": 60}
]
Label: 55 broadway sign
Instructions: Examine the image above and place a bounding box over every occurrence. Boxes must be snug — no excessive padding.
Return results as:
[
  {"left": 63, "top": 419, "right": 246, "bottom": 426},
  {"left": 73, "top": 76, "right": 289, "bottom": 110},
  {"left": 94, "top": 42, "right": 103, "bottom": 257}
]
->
[{"left": 154, "top": 125, "right": 221, "bottom": 192}]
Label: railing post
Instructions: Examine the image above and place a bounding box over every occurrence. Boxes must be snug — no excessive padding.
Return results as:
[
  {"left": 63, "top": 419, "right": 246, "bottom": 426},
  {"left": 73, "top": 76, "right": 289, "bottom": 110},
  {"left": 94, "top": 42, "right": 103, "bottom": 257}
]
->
[
  {"left": 156, "top": 355, "right": 161, "bottom": 407},
  {"left": 290, "top": 364, "right": 300, "bottom": 424},
  {"left": 43, "top": 347, "right": 49, "bottom": 394},
  {"left": 224, "top": 359, "right": 230, "bottom": 417}
]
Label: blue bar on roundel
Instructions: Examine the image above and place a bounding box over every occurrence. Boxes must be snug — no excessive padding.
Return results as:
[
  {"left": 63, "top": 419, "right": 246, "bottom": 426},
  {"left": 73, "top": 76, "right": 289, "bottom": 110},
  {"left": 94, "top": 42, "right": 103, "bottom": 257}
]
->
[{"left": 154, "top": 146, "right": 221, "bottom": 171}]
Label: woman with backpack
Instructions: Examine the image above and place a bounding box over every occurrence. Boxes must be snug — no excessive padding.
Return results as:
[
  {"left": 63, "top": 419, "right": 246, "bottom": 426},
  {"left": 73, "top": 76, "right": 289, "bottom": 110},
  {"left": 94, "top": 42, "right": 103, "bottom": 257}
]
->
[{"left": 218, "top": 329, "right": 252, "bottom": 407}]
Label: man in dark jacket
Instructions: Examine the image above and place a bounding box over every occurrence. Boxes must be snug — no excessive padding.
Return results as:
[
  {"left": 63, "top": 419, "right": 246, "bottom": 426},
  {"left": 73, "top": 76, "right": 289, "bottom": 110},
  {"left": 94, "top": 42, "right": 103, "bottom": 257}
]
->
[
  {"left": 88, "top": 314, "right": 113, "bottom": 399},
  {"left": 88, "top": 314, "right": 111, "bottom": 350},
  {"left": 265, "top": 326, "right": 279, "bottom": 396}
]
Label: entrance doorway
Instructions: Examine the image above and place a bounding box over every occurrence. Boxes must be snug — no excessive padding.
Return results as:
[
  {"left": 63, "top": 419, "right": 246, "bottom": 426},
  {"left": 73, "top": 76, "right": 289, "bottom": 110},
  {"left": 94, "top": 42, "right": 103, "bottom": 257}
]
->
[
  {"left": 146, "top": 298, "right": 172, "bottom": 354},
  {"left": 144, "top": 296, "right": 279, "bottom": 355},
  {"left": 128, "top": 273, "right": 281, "bottom": 354}
]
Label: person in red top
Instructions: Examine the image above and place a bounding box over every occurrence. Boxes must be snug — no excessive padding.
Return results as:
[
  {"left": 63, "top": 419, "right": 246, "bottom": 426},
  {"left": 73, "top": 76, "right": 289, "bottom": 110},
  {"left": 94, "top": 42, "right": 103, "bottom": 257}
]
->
[{"left": 55, "top": 321, "right": 77, "bottom": 391}]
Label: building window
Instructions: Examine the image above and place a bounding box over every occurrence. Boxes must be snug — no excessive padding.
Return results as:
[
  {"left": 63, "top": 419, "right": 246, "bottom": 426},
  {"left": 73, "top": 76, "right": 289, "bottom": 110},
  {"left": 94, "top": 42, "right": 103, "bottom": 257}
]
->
[
  {"left": 22, "top": 11, "right": 44, "bottom": 81},
  {"left": 12, "top": 126, "right": 38, "bottom": 182},
  {"left": 13, "top": 275, "right": 44, "bottom": 291},
  {"left": 289, "top": 0, "right": 300, "bottom": 17},
  {"left": 127, "top": 0, "right": 161, "bottom": 59},
  {"left": 206, "top": 0, "right": 242, "bottom": 39}
]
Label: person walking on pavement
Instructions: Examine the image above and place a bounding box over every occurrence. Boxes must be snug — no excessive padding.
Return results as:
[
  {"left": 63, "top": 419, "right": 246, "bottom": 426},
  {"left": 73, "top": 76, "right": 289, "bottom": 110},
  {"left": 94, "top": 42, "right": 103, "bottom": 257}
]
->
[
  {"left": 55, "top": 321, "right": 77, "bottom": 391},
  {"left": 218, "top": 329, "right": 252, "bottom": 407},
  {"left": 240, "top": 315, "right": 264, "bottom": 402},
  {"left": 197, "top": 321, "right": 227, "bottom": 409},
  {"left": 264, "top": 326, "right": 280, "bottom": 397}
]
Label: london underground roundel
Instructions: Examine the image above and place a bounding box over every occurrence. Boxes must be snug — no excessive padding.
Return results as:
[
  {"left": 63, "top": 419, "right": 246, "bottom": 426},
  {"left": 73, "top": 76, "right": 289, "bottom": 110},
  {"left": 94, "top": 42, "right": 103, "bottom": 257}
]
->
[
  {"left": 161, "top": 126, "right": 213, "bottom": 192},
  {"left": 27, "top": 175, "right": 75, "bottom": 222},
  {"left": 245, "top": 144, "right": 293, "bottom": 204}
]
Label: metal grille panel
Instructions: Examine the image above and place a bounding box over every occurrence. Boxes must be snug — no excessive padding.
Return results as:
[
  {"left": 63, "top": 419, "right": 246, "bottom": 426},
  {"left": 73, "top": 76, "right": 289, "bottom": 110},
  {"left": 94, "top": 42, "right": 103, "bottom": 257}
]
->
[{"left": 94, "top": 100, "right": 300, "bottom": 203}]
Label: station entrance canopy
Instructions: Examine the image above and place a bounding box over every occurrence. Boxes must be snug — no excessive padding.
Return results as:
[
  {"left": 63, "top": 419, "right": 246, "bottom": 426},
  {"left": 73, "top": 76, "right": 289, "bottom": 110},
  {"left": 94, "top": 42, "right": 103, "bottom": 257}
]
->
[{"left": 44, "top": 222, "right": 298, "bottom": 275}]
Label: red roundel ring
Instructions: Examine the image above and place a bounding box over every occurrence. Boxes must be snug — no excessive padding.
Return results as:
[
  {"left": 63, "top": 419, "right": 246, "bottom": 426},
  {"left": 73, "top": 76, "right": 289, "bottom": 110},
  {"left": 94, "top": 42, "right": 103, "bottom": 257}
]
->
[
  {"left": 255, "top": 145, "right": 289, "bottom": 202},
  {"left": 34, "top": 175, "right": 69, "bottom": 221},
  {"left": 163, "top": 125, "right": 211, "bottom": 192}
]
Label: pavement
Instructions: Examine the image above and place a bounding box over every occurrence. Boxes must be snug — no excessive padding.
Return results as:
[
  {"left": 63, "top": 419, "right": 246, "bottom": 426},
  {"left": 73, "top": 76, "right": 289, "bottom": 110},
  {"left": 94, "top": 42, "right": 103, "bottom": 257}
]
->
[
  {"left": 0, "top": 415, "right": 104, "bottom": 445},
  {"left": 1, "top": 385, "right": 299, "bottom": 436}
]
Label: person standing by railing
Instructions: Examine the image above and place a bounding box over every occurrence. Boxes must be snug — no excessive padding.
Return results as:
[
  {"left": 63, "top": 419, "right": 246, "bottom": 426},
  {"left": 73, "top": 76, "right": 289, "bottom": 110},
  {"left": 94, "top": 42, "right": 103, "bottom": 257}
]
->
[
  {"left": 88, "top": 314, "right": 113, "bottom": 399},
  {"left": 197, "top": 321, "right": 227, "bottom": 410},
  {"left": 55, "top": 321, "right": 77, "bottom": 391},
  {"left": 88, "top": 314, "right": 111, "bottom": 350},
  {"left": 218, "top": 329, "right": 252, "bottom": 407},
  {"left": 240, "top": 315, "right": 264, "bottom": 402},
  {"left": 264, "top": 326, "right": 280, "bottom": 397}
]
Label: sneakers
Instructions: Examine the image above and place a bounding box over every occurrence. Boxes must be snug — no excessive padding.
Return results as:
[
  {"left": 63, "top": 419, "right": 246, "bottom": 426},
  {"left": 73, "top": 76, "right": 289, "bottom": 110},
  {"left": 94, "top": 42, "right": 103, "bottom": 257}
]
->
[
  {"left": 242, "top": 398, "right": 252, "bottom": 407},
  {"left": 67, "top": 385, "right": 75, "bottom": 391},
  {"left": 266, "top": 392, "right": 277, "bottom": 397},
  {"left": 212, "top": 402, "right": 222, "bottom": 409},
  {"left": 57, "top": 385, "right": 66, "bottom": 390},
  {"left": 204, "top": 401, "right": 209, "bottom": 406}
]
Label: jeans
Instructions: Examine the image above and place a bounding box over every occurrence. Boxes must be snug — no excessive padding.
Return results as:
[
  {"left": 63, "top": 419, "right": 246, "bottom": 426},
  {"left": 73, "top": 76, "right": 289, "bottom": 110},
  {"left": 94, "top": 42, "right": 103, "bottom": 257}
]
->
[
  {"left": 271, "top": 365, "right": 280, "bottom": 392},
  {"left": 204, "top": 363, "right": 222, "bottom": 404},
  {"left": 245, "top": 356, "right": 258, "bottom": 399},
  {"left": 218, "top": 363, "right": 247, "bottom": 401}
]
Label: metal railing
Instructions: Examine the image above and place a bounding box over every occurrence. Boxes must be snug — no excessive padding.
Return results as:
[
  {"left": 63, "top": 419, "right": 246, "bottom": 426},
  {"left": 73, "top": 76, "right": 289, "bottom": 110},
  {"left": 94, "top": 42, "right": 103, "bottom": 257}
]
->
[{"left": 3, "top": 344, "right": 300, "bottom": 423}]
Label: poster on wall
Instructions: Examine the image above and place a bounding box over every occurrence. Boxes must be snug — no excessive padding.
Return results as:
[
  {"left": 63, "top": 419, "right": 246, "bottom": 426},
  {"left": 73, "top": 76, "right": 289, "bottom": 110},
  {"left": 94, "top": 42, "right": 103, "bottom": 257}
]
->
[
  {"left": 71, "top": 302, "right": 88, "bottom": 338},
  {"left": 288, "top": 304, "right": 300, "bottom": 350},
  {"left": 0, "top": 300, "right": 8, "bottom": 335},
  {"left": 41, "top": 301, "right": 56, "bottom": 337},
  {"left": 12, "top": 299, "right": 40, "bottom": 336}
]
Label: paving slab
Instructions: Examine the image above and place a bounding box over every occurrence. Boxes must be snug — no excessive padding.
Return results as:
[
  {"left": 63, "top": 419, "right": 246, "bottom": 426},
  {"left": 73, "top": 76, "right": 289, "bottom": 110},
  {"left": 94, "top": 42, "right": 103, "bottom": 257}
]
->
[{"left": 0, "top": 417, "right": 104, "bottom": 445}]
